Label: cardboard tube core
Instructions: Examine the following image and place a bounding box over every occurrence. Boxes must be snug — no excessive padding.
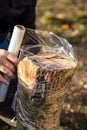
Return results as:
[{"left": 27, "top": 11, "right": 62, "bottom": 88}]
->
[{"left": 16, "top": 25, "right": 25, "bottom": 31}]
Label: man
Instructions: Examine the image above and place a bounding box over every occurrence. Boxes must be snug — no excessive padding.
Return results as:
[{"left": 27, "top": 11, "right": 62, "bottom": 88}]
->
[{"left": 0, "top": 0, "right": 37, "bottom": 128}]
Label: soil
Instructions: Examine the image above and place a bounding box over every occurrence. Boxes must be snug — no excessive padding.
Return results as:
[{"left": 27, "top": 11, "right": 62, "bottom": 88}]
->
[{"left": 60, "top": 41, "right": 87, "bottom": 130}]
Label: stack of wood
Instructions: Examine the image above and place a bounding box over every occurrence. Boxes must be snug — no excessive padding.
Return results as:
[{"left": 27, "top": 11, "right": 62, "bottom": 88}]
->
[{"left": 17, "top": 52, "right": 77, "bottom": 130}]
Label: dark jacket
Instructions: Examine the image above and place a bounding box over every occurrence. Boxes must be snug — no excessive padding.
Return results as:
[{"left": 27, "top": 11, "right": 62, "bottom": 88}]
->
[{"left": 0, "top": 0, "right": 36, "bottom": 41}]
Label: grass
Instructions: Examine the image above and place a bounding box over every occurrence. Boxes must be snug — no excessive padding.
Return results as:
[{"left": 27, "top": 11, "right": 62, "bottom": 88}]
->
[{"left": 36, "top": 0, "right": 87, "bottom": 42}]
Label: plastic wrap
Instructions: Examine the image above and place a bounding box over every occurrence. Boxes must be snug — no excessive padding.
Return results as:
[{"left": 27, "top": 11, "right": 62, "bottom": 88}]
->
[
  {"left": 16, "top": 28, "right": 78, "bottom": 130},
  {"left": 0, "top": 25, "right": 25, "bottom": 102}
]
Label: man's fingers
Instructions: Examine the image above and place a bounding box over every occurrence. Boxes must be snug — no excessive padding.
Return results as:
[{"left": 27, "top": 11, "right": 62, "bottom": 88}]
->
[
  {"left": 2, "top": 59, "right": 15, "bottom": 72},
  {"left": 0, "top": 49, "right": 19, "bottom": 66},
  {"left": 0, "top": 65, "right": 16, "bottom": 79},
  {"left": 0, "top": 50, "right": 19, "bottom": 85},
  {"left": 7, "top": 53, "right": 19, "bottom": 66}
]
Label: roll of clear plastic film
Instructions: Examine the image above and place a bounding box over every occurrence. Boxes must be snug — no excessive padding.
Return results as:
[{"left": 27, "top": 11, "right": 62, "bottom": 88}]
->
[{"left": 0, "top": 25, "right": 26, "bottom": 102}]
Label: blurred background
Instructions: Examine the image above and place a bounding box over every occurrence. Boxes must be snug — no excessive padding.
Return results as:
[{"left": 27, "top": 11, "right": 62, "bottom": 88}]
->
[
  {"left": 36, "top": 0, "right": 87, "bottom": 130},
  {"left": 0, "top": 0, "right": 87, "bottom": 130}
]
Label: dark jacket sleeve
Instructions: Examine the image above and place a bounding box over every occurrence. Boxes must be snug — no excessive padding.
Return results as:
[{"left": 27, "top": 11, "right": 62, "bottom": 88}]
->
[
  {"left": 0, "top": 0, "right": 37, "bottom": 41},
  {"left": 18, "top": 0, "right": 37, "bottom": 29}
]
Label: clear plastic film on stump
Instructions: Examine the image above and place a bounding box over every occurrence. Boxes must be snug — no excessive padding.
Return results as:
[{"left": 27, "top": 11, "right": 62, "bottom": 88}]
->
[{"left": 16, "top": 28, "right": 78, "bottom": 130}]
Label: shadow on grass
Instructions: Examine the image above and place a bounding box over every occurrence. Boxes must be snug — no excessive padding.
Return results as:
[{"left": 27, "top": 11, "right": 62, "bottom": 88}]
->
[{"left": 60, "top": 111, "right": 87, "bottom": 130}]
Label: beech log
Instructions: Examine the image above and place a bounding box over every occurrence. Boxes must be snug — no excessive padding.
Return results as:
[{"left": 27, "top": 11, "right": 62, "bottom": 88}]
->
[{"left": 17, "top": 52, "right": 77, "bottom": 130}]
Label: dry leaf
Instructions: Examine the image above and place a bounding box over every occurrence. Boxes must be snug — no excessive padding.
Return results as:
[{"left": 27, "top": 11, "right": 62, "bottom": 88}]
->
[{"left": 61, "top": 24, "right": 70, "bottom": 30}]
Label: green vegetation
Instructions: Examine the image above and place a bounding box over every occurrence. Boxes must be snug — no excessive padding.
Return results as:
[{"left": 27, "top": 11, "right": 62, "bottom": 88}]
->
[{"left": 36, "top": 0, "right": 87, "bottom": 44}]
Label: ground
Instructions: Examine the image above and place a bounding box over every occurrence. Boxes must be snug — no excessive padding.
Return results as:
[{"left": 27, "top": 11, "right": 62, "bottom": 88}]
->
[
  {"left": 60, "top": 41, "right": 87, "bottom": 130},
  {"left": 0, "top": 0, "right": 87, "bottom": 130}
]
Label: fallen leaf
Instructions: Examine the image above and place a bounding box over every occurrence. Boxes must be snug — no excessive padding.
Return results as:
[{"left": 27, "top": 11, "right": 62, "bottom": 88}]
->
[
  {"left": 56, "top": 13, "right": 65, "bottom": 20},
  {"left": 61, "top": 24, "right": 70, "bottom": 30}
]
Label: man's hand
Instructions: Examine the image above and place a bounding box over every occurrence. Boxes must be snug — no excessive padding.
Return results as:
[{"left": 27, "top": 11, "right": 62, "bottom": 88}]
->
[{"left": 0, "top": 49, "right": 19, "bottom": 85}]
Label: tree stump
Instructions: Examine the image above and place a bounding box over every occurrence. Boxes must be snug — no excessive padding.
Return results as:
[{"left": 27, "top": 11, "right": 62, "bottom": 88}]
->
[{"left": 16, "top": 52, "right": 77, "bottom": 130}]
